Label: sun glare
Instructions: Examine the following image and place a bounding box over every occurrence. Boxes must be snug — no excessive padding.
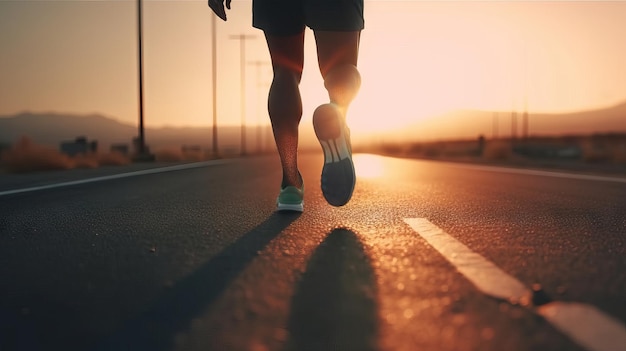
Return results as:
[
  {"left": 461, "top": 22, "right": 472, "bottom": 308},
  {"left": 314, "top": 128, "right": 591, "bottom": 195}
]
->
[{"left": 353, "top": 154, "right": 385, "bottom": 179}]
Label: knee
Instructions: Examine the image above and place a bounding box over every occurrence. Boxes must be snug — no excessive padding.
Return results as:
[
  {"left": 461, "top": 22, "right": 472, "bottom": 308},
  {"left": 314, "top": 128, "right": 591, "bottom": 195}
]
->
[
  {"left": 273, "top": 65, "right": 302, "bottom": 86},
  {"left": 323, "top": 64, "right": 361, "bottom": 106}
]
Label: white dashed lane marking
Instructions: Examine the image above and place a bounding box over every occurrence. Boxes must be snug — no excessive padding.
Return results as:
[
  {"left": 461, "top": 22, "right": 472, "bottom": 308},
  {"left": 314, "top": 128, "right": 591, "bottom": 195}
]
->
[{"left": 404, "top": 218, "right": 626, "bottom": 351}]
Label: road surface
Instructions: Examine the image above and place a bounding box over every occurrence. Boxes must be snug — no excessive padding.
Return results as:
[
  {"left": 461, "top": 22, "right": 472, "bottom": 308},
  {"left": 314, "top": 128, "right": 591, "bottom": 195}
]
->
[{"left": 1, "top": 153, "right": 625, "bottom": 351}]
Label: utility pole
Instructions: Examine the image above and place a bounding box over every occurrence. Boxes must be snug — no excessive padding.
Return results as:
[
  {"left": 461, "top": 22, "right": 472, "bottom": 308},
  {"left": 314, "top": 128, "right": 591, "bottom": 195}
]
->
[
  {"left": 134, "top": 0, "right": 154, "bottom": 161},
  {"left": 229, "top": 34, "right": 256, "bottom": 156},
  {"left": 248, "top": 60, "right": 270, "bottom": 155},
  {"left": 135, "top": 0, "right": 146, "bottom": 159},
  {"left": 511, "top": 109, "right": 518, "bottom": 141},
  {"left": 521, "top": 111, "right": 528, "bottom": 140},
  {"left": 211, "top": 15, "right": 219, "bottom": 157},
  {"left": 492, "top": 111, "right": 499, "bottom": 139},
  {"left": 522, "top": 95, "right": 529, "bottom": 140}
]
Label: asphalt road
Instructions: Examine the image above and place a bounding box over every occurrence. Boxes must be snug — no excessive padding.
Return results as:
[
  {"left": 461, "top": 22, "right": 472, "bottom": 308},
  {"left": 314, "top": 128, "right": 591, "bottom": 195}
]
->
[{"left": 0, "top": 153, "right": 624, "bottom": 351}]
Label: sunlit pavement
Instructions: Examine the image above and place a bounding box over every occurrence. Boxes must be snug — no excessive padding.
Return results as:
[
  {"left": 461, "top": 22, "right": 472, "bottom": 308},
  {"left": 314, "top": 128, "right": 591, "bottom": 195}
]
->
[{"left": 0, "top": 153, "right": 625, "bottom": 351}]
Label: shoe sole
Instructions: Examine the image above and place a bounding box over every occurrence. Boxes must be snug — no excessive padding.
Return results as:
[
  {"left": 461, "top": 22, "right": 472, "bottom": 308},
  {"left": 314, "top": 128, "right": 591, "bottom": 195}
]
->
[
  {"left": 313, "top": 104, "right": 355, "bottom": 207},
  {"left": 276, "top": 202, "right": 304, "bottom": 212}
]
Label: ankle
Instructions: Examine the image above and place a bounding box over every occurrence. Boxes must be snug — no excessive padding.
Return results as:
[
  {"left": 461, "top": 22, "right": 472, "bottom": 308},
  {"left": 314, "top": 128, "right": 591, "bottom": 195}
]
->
[{"left": 282, "top": 171, "right": 303, "bottom": 188}]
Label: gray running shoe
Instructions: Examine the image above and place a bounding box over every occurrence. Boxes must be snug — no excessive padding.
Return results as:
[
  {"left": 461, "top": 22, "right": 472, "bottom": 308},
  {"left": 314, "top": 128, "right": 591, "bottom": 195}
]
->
[{"left": 312, "top": 103, "right": 355, "bottom": 207}]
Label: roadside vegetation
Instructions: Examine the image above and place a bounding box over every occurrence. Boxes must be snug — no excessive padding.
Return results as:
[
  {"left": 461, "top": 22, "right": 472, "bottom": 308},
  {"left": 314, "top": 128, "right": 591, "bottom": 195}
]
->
[
  {"left": 360, "top": 133, "right": 626, "bottom": 169},
  {"left": 153, "top": 147, "right": 209, "bottom": 163},
  {"left": 0, "top": 136, "right": 130, "bottom": 173},
  {"left": 0, "top": 136, "right": 219, "bottom": 174},
  {"left": 2, "top": 134, "right": 625, "bottom": 174}
]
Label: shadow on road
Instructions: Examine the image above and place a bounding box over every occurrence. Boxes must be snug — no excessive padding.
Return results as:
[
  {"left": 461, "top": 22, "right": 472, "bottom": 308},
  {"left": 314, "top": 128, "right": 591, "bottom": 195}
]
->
[
  {"left": 286, "top": 228, "right": 380, "bottom": 351},
  {"left": 93, "top": 211, "right": 301, "bottom": 351}
]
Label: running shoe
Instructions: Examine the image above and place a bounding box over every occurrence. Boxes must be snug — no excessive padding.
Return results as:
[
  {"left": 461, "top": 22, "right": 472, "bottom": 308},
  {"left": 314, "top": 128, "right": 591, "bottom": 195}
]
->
[
  {"left": 276, "top": 184, "right": 304, "bottom": 212},
  {"left": 313, "top": 103, "right": 356, "bottom": 207}
]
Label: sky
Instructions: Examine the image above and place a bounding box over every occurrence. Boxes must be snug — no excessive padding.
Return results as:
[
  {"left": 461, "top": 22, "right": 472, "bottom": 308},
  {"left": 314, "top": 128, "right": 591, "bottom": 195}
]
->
[{"left": 1, "top": 0, "right": 625, "bottom": 136}]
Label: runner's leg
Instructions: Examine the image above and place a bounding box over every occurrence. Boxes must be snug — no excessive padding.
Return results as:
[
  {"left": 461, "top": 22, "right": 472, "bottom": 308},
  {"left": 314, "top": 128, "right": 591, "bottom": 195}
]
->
[
  {"left": 314, "top": 31, "right": 361, "bottom": 113},
  {"left": 311, "top": 31, "right": 361, "bottom": 206},
  {"left": 264, "top": 32, "right": 305, "bottom": 188}
]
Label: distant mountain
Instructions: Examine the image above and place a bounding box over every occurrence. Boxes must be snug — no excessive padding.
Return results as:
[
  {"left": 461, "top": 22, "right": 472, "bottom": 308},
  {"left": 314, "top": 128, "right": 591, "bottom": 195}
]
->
[
  {"left": 526, "top": 101, "right": 626, "bottom": 135},
  {"left": 0, "top": 112, "right": 287, "bottom": 152},
  {"left": 0, "top": 112, "right": 136, "bottom": 146},
  {"left": 380, "top": 100, "right": 626, "bottom": 141},
  {"left": 2, "top": 101, "right": 625, "bottom": 150}
]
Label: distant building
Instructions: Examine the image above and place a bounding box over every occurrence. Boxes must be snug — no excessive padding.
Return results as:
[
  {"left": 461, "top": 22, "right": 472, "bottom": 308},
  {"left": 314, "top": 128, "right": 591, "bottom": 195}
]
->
[{"left": 60, "top": 136, "right": 98, "bottom": 156}]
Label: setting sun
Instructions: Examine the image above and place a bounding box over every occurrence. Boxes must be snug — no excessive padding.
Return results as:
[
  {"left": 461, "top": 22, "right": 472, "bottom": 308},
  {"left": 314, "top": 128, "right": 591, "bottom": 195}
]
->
[
  {"left": 1, "top": 0, "right": 625, "bottom": 145},
  {"left": 353, "top": 154, "right": 385, "bottom": 179}
]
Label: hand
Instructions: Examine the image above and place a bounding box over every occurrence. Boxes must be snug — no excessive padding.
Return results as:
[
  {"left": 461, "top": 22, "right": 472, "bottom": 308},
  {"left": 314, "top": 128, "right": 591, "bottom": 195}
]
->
[{"left": 208, "top": 0, "right": 231, "bottom": 21}]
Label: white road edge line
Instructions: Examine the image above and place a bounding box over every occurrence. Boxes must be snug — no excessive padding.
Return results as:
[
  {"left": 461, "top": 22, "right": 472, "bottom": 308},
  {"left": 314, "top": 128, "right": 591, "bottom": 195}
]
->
[
  {"left": 0, "top": 159, "right": 231, "bottom": 197},
  {"left": 445, "top": 163, "right": 626, "bottom": 184},
  {"left": 404, "top": 218, "right": 626, "bottom": 351}
]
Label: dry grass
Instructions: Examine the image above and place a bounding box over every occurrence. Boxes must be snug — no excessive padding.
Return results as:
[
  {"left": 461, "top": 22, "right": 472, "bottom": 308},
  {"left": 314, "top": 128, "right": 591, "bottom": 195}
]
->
[
  {"left": 154, "top": 147, "right": 207, "bottom": 162},
  {"left": 72, "top": 153, "right": 100, "bottom": 169},
  {"left": 154, "top": 149, "right": 184, "bottom": 162},
  {"left": 0, "top": 136, "right": 131, "bottom": 173},
  {"left": 1, "top": 136, "right": 73, "bottom": 173},
  {"left": 482, "top": 141, "right": 513, "bottom": 161},
  {"left": 580, "top": 141, "right": 612, "bottom": 163},
  {"left": 579, "top": 135, "right": 626, "bottom": 164},
  {"left": 97, "top": 152, "right": 131, "bottom": 166},
  {"left": 612, "top": 146, "right": 626, "bottom": 164}
]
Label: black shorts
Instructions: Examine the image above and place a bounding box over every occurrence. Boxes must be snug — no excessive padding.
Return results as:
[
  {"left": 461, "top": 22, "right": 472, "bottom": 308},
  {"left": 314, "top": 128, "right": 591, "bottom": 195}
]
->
[{"left": 253, "top": 0, "right": 364, "bottom": 36}]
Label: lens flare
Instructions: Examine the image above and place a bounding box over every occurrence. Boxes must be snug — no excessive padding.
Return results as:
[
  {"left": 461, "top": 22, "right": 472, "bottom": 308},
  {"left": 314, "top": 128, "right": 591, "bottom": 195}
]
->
[{"left": 353, "top": 154, "right": 385, "bottom": 179}]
